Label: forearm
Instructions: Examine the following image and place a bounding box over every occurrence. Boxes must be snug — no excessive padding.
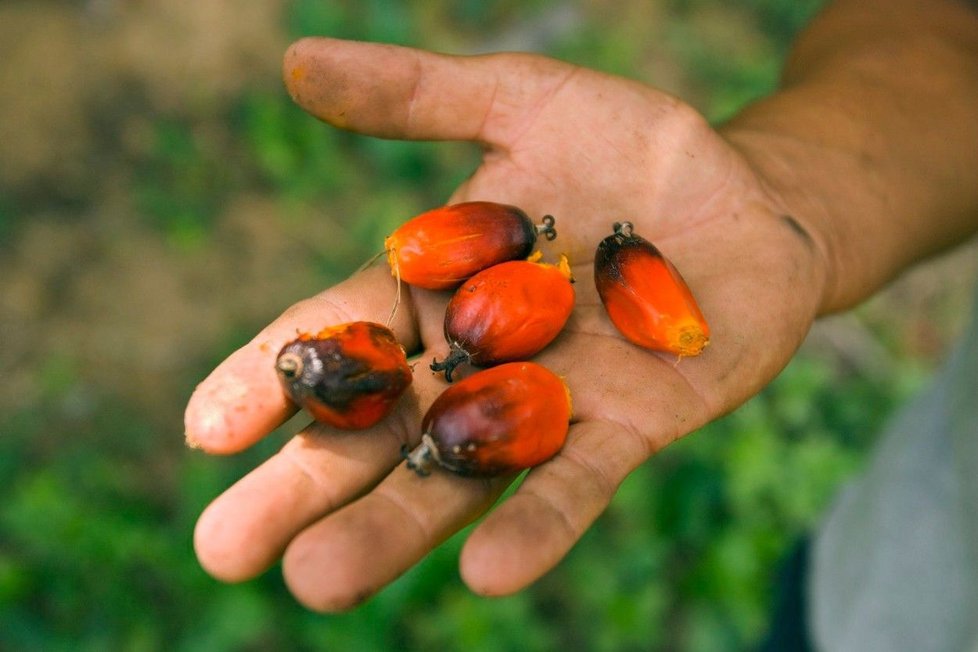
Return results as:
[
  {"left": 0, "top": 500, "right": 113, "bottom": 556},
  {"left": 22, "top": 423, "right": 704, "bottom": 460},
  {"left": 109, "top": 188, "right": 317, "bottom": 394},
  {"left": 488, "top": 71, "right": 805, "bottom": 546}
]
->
[{"left": 721, "top": 0, "right": 978, "bottom": 314}]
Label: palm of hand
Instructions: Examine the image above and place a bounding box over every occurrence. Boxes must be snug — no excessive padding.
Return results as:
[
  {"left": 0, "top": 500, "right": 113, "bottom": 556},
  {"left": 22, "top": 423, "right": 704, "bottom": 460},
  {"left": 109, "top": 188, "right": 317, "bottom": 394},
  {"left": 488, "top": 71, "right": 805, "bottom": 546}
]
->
[{"left": 187, "top": 39, "right": 824, "bottom": 611}]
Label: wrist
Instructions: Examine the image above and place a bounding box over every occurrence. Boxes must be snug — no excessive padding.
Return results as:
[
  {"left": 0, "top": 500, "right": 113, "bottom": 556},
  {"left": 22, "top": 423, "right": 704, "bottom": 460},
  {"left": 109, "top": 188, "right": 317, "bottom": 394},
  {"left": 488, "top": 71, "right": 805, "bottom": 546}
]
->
[{"left": 718, "top": 0, "right": 978, "bottom": 315}]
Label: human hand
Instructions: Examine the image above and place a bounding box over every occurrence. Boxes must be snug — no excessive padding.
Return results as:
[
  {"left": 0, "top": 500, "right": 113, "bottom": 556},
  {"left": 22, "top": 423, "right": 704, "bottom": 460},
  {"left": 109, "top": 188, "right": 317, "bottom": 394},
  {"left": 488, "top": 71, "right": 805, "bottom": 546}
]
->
[{"left": 186, "top": 37, "right": 826, "bottom": 611}]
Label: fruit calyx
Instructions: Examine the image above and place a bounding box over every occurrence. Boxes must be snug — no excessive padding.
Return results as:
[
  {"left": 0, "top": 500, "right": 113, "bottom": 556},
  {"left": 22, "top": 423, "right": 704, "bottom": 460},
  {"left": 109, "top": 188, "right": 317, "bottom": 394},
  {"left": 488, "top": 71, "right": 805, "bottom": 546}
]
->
[
  {"left": 403, "top": 433, "right": 441, "bottom": 477},
  {"left": 429, "top": 345, "right": 471, "bottom": 382}
]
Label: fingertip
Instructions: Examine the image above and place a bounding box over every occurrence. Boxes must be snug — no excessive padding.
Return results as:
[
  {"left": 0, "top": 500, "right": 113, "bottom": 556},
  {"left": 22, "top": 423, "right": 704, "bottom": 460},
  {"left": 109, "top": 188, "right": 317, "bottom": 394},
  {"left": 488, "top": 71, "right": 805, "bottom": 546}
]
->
[
  {"left": 458, "top": 545, "right": 533, "bottom": 598},
  {"left": 458, "top": 535, "right": 519, "bottom": 597},
  {"left": 282, "top": 528, "right": 372, "bottom": 613},
  {"left": 458, "top": 502, "right": 555, "bottom": 597},
  {"left": 184, "top": 362, "right": 295, "bottom": 455},
  {"left": 282, "top": 36, "right": 322, "bottom": 104},
  {"left": 183, "top": 391, "right": 237, "bottom": 455},
  {"left": 193, "top": 454, "right": 319, "bottom": 583},
  {"left": 193, "top": 502, "right": 258, "bottom": 584}
]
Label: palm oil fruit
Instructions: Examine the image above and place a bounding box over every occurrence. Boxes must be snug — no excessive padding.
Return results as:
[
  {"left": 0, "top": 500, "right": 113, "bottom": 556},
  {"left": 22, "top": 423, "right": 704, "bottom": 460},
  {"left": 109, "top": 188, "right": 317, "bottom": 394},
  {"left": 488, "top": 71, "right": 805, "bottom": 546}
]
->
[
  {"left": 384, "top": 201, "right": 557, "bottom": 290},
  {"left": 275, "top": 321, "right": 412, "bottom": 430},
  {"left": 594, "top": 222, "right": 709, "bottom": 356},
  {"left": 404, "top": 362, "right": 572, "bottom": 477},
  {"left": 431, "top": 253, "right": 575, "bottom": 381}
]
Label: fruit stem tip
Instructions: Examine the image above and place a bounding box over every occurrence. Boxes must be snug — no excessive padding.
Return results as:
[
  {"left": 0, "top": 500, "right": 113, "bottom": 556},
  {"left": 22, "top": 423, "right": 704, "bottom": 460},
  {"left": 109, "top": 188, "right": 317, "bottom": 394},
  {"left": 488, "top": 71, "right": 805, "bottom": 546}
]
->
[
  {"left": 275, "top": 353, "right": 303, "bottom": 379},
  {"left": 429, "top": 347, "right": 471, "bottom": 382},
  {"left": 536, "top": 215, "right": 557, "bottom": 241},
  {"left": 403, "top": 433, "right": 440, "bottom": 477}
]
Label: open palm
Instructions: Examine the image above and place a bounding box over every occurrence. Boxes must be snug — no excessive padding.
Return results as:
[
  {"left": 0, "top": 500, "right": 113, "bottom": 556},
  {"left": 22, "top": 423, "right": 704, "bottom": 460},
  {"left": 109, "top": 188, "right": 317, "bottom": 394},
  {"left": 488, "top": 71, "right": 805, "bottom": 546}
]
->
[{"left": 187, "top": 38, "right": 825, "bottom": 611}]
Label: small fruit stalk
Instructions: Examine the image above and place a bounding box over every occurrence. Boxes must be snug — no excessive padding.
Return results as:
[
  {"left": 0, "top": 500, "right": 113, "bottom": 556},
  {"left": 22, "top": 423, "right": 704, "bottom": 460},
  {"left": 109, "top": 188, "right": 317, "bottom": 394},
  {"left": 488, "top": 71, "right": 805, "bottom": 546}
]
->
[
  {"left": 430, "top": 253, "right": 575, "bottom": 381},
  {"left": 594, "top": 222, "right": 709, "bottom": 356},
  {"left": 385, "top": 201, "right": 557, "bottom": 290},
  {"left": 404, "top": 362, "right": 572, "bottom": 477},
  {"left": 275, "top": 321, "right": 412, "bottom": 430}
]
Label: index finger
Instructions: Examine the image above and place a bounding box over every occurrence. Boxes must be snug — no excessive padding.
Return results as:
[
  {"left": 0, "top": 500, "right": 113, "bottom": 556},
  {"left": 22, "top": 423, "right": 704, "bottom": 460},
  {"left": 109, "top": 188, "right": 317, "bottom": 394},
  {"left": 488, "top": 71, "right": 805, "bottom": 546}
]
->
[{"left": 184, "top": 264, "right": 418, "bottom": 454}]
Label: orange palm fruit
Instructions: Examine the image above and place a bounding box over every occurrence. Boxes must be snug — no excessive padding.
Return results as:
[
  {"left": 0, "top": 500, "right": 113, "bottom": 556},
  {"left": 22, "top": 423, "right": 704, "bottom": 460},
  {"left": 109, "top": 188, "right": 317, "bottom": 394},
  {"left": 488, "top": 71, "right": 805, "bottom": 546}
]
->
[
  {"left": 274, "top": 321, "right": 412, "bottom": 430},
  {"left": 594, "top": 222, "right": 709, "bottom": 356},
  {"left": 430, "top": 253, "right": 575, "bottom": 381},
  {"left": 384, "top": 201, "right": 557, "bottom": 290},
  {"left": 404, "top": 362, "right": 572, "bottom": 477}
]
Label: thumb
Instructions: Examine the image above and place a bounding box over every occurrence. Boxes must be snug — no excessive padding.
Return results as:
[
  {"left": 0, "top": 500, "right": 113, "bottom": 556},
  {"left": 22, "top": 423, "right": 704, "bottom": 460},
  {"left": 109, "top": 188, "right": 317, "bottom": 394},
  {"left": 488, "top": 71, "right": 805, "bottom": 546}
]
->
[{"left": 282, "top": 37, "right": 576, "bottom": 146}]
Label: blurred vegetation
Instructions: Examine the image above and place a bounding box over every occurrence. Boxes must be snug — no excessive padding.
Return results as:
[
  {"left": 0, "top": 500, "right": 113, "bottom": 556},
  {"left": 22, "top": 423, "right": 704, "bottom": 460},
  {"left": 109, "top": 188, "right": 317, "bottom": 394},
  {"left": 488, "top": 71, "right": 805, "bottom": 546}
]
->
[{"left": 1, "top": 0, "right": 963, "bottom": 650}]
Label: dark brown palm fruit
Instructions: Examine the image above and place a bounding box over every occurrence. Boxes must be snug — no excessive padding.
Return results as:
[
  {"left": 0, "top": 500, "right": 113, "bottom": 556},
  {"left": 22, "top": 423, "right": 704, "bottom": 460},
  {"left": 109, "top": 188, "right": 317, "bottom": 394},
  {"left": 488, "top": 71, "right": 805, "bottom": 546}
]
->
[
  {"left": 275, "top": 321, "right": 412, "bottom": 430},
  {"left": 404, "top": 362, "right": 572, "bottom": 477}
]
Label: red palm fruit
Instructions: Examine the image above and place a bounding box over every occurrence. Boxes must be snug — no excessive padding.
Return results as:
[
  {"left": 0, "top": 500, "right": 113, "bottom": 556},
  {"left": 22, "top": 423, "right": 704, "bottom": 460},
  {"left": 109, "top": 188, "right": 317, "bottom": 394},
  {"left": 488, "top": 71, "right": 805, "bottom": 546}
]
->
[
  {"left": 384, "top": 201, "right": 557, "bottom": 290},
  {"left": 594, "top": 222, "right": 709, "bottom": 356},
  {"left": 275, "top": 321, "right": 412, "bottom": 430},
  {"left": 404, "top": 362, "right": 572, "bottom": 477},
  {"left": 430, "top": 253, "right": 575, "bottom": 381}
]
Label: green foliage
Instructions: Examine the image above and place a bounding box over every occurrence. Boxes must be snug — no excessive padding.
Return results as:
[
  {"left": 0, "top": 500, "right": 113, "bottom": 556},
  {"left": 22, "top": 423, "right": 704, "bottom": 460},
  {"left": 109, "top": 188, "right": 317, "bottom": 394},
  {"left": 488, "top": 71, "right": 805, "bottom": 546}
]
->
[
  {"left": 0, "top": 194, "right": 14, "bottom": 247},
  {"left": 664, "top": 0, "right": 825, "bottom": 121},
  {"left": 739, "top": 0, "right": 828, "bottom": 49},
  {"left": 0, "top": 347, "right": 914, "bottom": 651},
  {"left": 132, "top": 119, "right": 231, "bottom": 249},
  {"left": 287, "top": 0, "right": 417, "bottom": 43},
  {"left": 237, "top": 91, "right": 358, "bottom": 201}
]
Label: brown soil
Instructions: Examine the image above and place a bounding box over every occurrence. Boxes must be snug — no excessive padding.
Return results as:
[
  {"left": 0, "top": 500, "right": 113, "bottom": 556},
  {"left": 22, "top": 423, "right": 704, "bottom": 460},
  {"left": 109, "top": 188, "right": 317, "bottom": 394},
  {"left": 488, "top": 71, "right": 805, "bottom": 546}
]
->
[{"left": 0, "top": 1, "right": 319, "bottom": 425}]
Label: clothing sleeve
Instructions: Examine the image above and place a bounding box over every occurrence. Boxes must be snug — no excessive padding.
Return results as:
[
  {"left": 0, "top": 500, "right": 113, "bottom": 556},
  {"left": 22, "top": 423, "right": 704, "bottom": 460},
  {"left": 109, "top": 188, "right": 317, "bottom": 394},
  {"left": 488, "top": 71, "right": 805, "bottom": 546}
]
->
[{"left": 808, "top": 282, "right": 978, "bottom": 652}]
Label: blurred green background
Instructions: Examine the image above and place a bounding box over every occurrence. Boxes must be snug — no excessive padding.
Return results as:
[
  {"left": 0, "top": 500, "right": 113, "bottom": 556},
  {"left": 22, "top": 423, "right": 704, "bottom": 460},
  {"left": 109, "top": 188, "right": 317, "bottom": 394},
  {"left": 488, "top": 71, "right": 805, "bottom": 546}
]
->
[{"left": 2, "top": 1, "right": 976, "bottom": 650}]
